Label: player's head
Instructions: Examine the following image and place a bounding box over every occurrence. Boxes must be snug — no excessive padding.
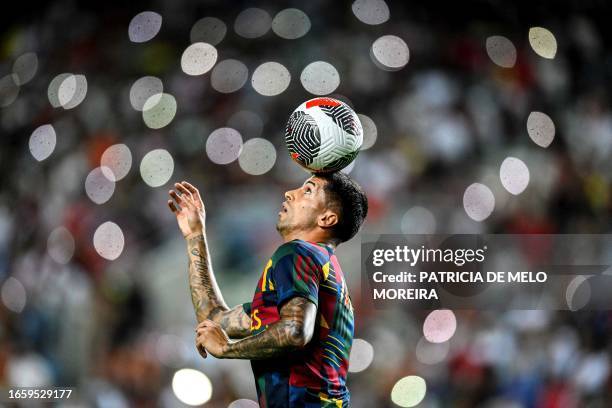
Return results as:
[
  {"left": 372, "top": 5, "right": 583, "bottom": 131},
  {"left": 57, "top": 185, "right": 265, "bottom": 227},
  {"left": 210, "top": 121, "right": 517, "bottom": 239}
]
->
[{"left": 277, "top": 172, "right": 368, "bottom": 246}]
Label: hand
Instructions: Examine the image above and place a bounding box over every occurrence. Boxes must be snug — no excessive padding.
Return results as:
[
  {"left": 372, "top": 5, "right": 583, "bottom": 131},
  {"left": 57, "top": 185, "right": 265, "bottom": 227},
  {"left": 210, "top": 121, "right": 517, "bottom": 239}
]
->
[
  {"left": 195, "top": 320, "right": 230, "bottom": 359},
  {"left": 168, "top": 181, "right": 206, "bottom": 238}
]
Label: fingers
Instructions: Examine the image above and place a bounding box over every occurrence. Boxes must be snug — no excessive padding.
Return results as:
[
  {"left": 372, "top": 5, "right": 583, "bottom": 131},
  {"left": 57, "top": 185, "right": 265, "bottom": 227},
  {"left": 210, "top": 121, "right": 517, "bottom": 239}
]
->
[
  {"left": 195, "top": 338, "right": 208, "bottom": 358},
  {"left": 168, "top": 200, "right": 179, "bottom": 214},
  {"left": 181, "top": 181, "right": 202, "bottom": 202},
  {"left": 175, "top": 182, "right": 193, "bottom": 200}
]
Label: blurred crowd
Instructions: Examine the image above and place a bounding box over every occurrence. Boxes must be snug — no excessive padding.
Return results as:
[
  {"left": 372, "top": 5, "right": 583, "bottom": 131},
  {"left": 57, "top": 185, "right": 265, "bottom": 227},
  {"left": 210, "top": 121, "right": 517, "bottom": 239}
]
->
[{"left": 0, "top": 0, "right": 611, "bottom": 407}]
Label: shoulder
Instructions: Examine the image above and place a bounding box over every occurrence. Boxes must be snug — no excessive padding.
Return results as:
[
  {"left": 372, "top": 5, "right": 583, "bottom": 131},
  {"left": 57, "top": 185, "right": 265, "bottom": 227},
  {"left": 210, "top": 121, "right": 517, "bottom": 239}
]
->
[{"left": 271, "top": 240, "right": 330, "bottom": 265}]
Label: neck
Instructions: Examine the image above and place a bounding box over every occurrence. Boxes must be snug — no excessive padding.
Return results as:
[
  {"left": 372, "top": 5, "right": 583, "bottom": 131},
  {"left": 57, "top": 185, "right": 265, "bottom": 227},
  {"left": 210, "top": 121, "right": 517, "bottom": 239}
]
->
[{"left": 282, "top": 230, "right": 336, "bottom": 249}]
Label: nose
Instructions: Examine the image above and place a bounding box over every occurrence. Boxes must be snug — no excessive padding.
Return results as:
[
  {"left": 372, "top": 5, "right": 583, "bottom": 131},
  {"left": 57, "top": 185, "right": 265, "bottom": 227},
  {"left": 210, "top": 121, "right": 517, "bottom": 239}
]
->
[{"left": 284, "top": 190, "right": 294, "bottom": 201}]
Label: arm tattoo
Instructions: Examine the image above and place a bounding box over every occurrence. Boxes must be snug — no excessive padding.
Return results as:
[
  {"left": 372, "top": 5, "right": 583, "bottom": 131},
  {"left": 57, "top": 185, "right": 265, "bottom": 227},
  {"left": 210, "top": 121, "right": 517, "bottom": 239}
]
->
[
  {"left": 223, "top": 297, "right": 317, "bottom": 359},
  {"left": 186, "top": 234, "right": 250, "bottom": 337}
]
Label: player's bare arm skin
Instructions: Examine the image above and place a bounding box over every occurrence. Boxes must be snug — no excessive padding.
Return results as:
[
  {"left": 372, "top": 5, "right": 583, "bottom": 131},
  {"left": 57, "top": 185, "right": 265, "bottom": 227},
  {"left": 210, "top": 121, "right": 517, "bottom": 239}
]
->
[
  {"left": 196, "top": 297, "right": 317, "bottom": 360},
  {"left": 168, "top": 181, "right": 251, "bottom": 339}
]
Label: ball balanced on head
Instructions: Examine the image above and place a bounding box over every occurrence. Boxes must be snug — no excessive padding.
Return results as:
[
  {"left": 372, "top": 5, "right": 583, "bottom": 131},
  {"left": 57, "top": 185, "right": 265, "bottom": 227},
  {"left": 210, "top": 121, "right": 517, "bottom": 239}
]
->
[{"left": 285, "top": 97, "right": 363, "bottom": 173}]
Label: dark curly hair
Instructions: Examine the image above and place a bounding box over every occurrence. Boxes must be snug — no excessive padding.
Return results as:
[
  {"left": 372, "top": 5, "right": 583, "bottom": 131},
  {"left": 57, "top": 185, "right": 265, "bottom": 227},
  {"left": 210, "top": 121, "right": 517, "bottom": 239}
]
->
[{"left": 316, "top": 172, "right": 368, "bottom": 244}]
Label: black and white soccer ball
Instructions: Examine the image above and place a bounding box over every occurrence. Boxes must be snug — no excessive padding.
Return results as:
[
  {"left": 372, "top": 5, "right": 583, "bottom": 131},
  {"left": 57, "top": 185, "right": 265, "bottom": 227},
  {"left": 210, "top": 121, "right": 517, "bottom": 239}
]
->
[{"left": 285, "top": 97, "right": 363, "bottom": 173}]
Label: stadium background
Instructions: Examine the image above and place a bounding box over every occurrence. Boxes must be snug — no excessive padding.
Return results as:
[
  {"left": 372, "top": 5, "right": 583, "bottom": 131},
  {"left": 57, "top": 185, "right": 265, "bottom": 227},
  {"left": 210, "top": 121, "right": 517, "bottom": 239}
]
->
[{"left": 1, "top": 0, "right": 611, "bottom": 406}]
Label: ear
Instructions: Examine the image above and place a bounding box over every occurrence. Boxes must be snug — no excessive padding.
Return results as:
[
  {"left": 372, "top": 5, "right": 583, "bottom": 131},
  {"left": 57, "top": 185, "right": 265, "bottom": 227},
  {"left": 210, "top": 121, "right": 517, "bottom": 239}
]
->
[{"left": 317, "top": 210, "right": 338, "bottom": 229}]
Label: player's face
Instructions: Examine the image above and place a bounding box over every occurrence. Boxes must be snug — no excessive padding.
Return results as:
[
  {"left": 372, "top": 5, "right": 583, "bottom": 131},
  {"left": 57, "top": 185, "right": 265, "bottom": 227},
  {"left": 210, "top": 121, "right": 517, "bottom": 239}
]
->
[{"left": 277, "top": 176, "right": 328, "bottom": 237}]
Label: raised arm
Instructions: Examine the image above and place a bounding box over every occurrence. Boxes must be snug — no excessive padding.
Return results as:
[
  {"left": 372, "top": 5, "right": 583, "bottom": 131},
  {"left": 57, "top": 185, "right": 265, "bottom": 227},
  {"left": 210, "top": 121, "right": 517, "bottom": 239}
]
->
[
  {"left": 195, "top": 297, "right": 317, "bottom": 360},
  {"left": 168, "top": 181, "right": 250, "bottom": 338}
]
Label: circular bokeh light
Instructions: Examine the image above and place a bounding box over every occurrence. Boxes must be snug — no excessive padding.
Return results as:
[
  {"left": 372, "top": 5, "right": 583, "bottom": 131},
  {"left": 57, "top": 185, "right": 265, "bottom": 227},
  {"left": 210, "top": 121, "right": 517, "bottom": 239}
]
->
[
  {"left": 499, "top": 157, "right": 530, "bottom": 195},
  {"left": 486, "top": 35, "right": 517, "bottom": 68},
  {"left": 29, "top": 124, "right": 56, "bottom": 162},
  {"left": 58, "top": 74, "right": 88, "bottom": 109},
  {"left": 0, "top": 74, "right": 20, "bottom": 107},
  {"left": 352, "top": 0, "right": 390, "bottom": 25},
  {"left": 206, "top": 127, "right": 243, "bottom": 164},
  {"left": 423, "top": 309, "right": 457, "bottom": 343},
  {"left": 130, "top": 76, "right": 163, "bottom": 111},
  {"left": 400, "top": 206, "right": 436, "bottom": 234},
  {"left": 101, "top": 144, "right": 132, "bottom": 181},
  {"left": 211, "top": 59, "right": 249, "bottom": 93},
  {"left": 93, "top": 221, "right": 125, "bottom": 260},
  {"left": 181, "top": 42, "right": 218, "bottom": 76},
  {"left": 172, "top": 368, "right": 212, "bottom": 406},
  {"left": 12, "top": 52, "right": 38, "bottom": 85},
  {"left": 348, "top": 338, "right": 374, "bottom": 373},
  {"left": 140, "top": 148, "right": 174, "bottom": 187},
  {"left": 391, "top": 376, "right": 427, "bottom": 407},
  {"left": 272, "top": 8, "right": 311, "bottom": 39},
  {"left": 190, "top": 17, "right": 227, "bottom": 45},
  {"left": 228, "top": 400, "right": 259, "bottom": 408},
  {"left": 234, "top": 8, "right": 272, "bottom": 39},
  {"left": 566, "top": 276, "right": 591, "bottom": 311},
  {"left": 85, "top": 167, "right": 116, "bottom": 204},
  {"left": 48, "top": 73, "right": 72, "bottom": 108},
  {"left": 357, "top": 114, "right": 377, "bottom": 150},
  {"left": 129, "top": 11, "right": 162, "bottom": 43},
  {"left": 1, "top": 277, "right": 26, "bottom": 313},
  {"left": 251, "top": 62, "right": 291, "bottom": 96},
  {"left": 238, "top": 138, "right": 276, "bottom": 175},
  {"left": 300, "top": 61, "right": 340, "bottom": 95},
  {"left": 142, "top": 93, "right": 177, "bottom": 129},
  {"left": 371, "top": 35, "right": 410, "bottom": 71},
  {"left": 529, "top": 27, "right": 557, "bottom": 59},
  {"left": 47, "top": 227, "right": 75, "bottom": 264},
  {"left": 463, "top": 183, "right": 495, "bottom": 222},
  {"left": 526, "top": 111, "right": 555, "bottom": 148}
]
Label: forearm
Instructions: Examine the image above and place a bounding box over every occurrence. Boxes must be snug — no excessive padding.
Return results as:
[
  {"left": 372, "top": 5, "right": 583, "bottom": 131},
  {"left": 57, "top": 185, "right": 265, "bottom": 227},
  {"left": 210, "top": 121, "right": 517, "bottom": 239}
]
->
[
  {"left": 186, "top": 232, "right": 229, "bottom": 322},
  {"left": 222, "top": 319, "right": 306, "bottom": 360}
]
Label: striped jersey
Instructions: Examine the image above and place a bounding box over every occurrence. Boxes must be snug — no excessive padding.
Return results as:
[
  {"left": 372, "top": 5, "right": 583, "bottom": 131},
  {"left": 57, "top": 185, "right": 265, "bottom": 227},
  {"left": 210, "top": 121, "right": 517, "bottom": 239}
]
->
[{"left": 243, "top": 239, "right": 354, "bottom": 407}]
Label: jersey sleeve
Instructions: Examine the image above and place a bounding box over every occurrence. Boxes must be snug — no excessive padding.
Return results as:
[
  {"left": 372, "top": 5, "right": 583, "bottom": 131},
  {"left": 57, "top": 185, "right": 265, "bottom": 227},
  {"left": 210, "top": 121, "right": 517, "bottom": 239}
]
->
[
  {"left": 272, "top": 242, "right": 322, "bottom": 308},
  {"left": 242, "top": 301, "right": 252, "bottom": 315}
]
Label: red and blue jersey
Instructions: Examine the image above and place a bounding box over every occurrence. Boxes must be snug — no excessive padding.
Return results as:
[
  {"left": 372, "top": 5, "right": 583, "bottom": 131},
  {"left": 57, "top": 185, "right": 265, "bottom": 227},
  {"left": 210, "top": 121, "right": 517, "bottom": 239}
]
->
[{"left": 243, "top": 239, "right": 354, "bottom": 407}]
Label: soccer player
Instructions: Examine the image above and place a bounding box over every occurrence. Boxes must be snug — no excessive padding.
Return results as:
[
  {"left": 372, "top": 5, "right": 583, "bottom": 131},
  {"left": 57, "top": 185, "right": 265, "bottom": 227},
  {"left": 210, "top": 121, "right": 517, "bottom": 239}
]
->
[{"left": 167, "top": 173, "right": 368, "bottom": 407}]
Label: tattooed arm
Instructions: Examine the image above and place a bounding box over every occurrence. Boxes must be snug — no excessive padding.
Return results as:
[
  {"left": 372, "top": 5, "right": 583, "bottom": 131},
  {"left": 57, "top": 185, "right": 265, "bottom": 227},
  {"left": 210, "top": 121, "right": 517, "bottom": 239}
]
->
[
  {"left": 196, "top": 297, "right": 317, "bottom": 359},
  {"left": 168, "top": 181, "right": 251, "bottom": 339}
]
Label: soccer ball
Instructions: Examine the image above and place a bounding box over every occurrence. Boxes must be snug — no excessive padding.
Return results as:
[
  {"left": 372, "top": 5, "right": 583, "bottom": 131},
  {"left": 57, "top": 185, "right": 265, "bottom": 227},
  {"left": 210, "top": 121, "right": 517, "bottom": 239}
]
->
[{"left": 285, "top": 97, "right": 363, "bottom": 173}]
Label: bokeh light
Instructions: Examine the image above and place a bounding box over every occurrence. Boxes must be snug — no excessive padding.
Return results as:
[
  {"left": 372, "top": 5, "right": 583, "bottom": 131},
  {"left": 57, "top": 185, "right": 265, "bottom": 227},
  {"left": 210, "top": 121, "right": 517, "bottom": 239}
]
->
[
  {"left": 423, "top": 309, "right": 457, "bottom": 343},
  {"left": 12, "top": 52, "right": 38, "bottom": 85},
  {"left": 211, "top": 59, "right": 249, "bottom": 93},
  {"left": 228, "top": 399, "right": 259, "bottom": 408},
  {"left": 371, "top": 35, "right": 410, "bottom": 71},
  {"left": 93, "top": 221, "right": 125, "bottom": 260},
  {"left": 85, "top": 167, "right": 116, "bottom": 204},
  {"left": 58, "top": 74, "right": 88, "bottom": 109},
  {"left": 206, "top": 127, "right": 243, "bottom": 164},
  {"left": 566, "top": 276, "right": 591, "bottom": 311},
  {"left": 463, "top": 182, "right": 495, "bottom": 221},
  {"left": 181, "top": 42, "right": 218, "bottom": 76},
  {"left": 300, "top": 61, "right": 340, "bottom": 95},
  {"left": 29, "top": 124, "right": 56, "bottom": 162},
  {"left": 272, "top": 9, "right": 311, "bottom": 39},
  {"left": 234, "top": 8, "right": 272, "bottom": 39},
  {"left": 171, "top": 368, "right": 213, "bottom": 406},
  {"left": 500, "top": 157, "right": 530, "bottom": 195},
  {"left": 390, "top": 376, "right": 427, "bottom": 407},
  {"left": 140, "top": 149, "right": 174, "bottom": 187},
  {"left": 129, "top": 76, "right": 163, "bottom": 111},
  {"left": 101, "top": 144, "right": 132, "bottom": 182},
  {"left": 190, "top": 17, "right": 227, "bottom": 45},
  {"left": 352, "top": 0, "right": 390, "bottom": 25},
  {"left": 357, "top": 114, "right": 377, "bottom": 150},
  {"left": 415, "top": 336, "right": 450, "bottom": 365},
  {"left": 142, "top": 93, "right": 177, "bottom": 129},
  {"left": 47, "top": 226, "right": 75, "bottom": 264},
  {"left": 526, "top": 111, "right": 555, "bottom": 148},
  {"left": 529, "top": 27, "right": 557, "bottom": 59},
  {"left": 348, "top": 338, "right": 374, "bottom": 373},
  {"left": 251, "top": 62, "right": 291, "bottom": 96},
  {"left": 400, "top": 206, "right": 436, "bottom": 234},
  {"left": 486, "top": 35, "right": 517, "bottom": 68},
  {"left": 238, "top": 138, "right": 277, "bottom": 175},
  {"left": 128, "top": 11, "right": 162, "bottom": 43},
  {"left": 48, "top": 73, "right": 72, "bottom": 107},
  {"left": 1, "top": 277, "right": 26, "bottom": 313},
  {"left": 0, "top": 74, "right": 19, "bottom": 107}
]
